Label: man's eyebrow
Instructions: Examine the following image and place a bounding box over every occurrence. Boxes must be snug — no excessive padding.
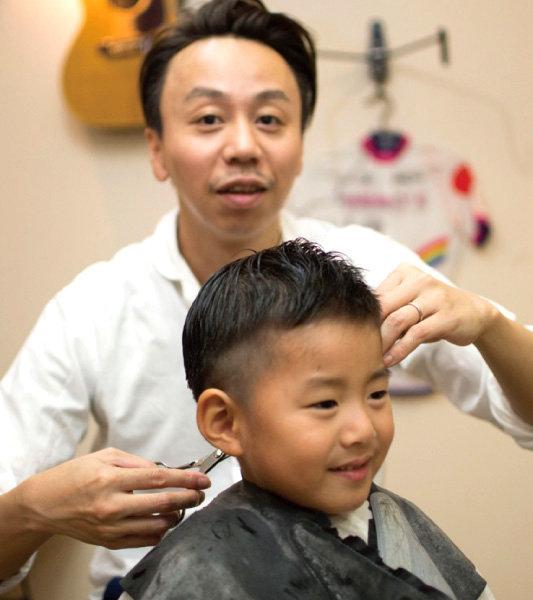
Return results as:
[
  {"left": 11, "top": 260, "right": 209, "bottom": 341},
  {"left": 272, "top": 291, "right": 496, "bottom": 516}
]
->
[
  {"left": 256, "top": 89, "right": 290, "bottom": 102},
  {"left": 185, "top": 87, "right": 225, "bottom": 101},
  {"left": 184, "top": 87, "right": 290, "bottom": 102}
]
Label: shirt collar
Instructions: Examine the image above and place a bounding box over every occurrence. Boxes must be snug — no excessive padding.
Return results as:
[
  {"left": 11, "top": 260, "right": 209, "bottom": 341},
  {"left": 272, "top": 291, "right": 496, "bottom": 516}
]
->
[
  {"left": 149, "top": 208, "right": 201, "bottom": 307},
  {"left": 150, "top": 207, "right": 297, "bottom": 300}
]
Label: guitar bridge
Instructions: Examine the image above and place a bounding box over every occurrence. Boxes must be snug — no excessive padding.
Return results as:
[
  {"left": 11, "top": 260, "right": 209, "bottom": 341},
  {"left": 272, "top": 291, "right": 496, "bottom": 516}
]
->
[{"left": 98, "top": 35, "right": 152, "bottom": 59}]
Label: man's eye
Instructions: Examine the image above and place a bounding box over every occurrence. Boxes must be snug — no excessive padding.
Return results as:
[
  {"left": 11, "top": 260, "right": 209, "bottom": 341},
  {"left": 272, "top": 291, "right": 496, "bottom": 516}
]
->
[
  {"left": 257, "top": 115, "right": 281, "bottom": 126},
  {"left": 312, "top": 400, "right": 338, "bottom": 410},
  {"left": 369, "top": 390, "right": 388, "bottom": 401}
]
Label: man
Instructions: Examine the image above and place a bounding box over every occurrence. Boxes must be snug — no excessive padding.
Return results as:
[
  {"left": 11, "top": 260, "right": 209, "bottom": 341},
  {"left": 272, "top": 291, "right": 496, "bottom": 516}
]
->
[{"left": 1, "top": 1, "right": 532, "bottom": 598}]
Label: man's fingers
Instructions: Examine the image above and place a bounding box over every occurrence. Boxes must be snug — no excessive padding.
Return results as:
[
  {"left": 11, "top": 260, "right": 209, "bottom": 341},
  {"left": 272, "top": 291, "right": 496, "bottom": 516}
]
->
[
  {"left": 18, "top": 450, "right": 212, "bottom": 551},
  {"left": 125, "top": 489, "right": 206, "bottom": 517},
  {"left": 381, "top": 302, "right": 429, "bottom": 355},
  {"left": 110, "top": 466, "right": 211, "bottom": 493},
  {"left": 383, "top": 316, "right": 442, "bottom": 366},
  {"left": 383, "top": 328, "right": 421, "bottom": 367},
  {"left": 80, "top": 488, "right": 205, "bottom": 533},
  {"left": 94, "top": 513, "right": 181, "bottom": 549},
  {"left": 375, "top": 263, "right": 405, "bottom": 297},
  {"left": 96, "top": 494, "right": 207, "bottom": 548},
  {"left": 102, "top": 447, "right": 161, "bottom": 469},
  {"left": 376, "top": 263, "right": 439, "bottom": 320},
  {"left": 375, "top": 263, "right": 414, "bottom": 317}
]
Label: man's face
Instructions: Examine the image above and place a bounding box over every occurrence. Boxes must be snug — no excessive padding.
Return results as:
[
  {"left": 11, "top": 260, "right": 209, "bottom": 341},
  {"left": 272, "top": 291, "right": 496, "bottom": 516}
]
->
[
  {"left": 146, "top": 36, "right": 304, "bottom": 245},
  {"left": 236, "top": 320, "right": 394, "bottom": 515}
]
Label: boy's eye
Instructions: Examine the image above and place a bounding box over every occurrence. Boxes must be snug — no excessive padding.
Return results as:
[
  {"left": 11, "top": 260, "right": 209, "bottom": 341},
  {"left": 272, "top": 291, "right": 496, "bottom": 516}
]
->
[
  {"left": 369, "top": 390, "right": 388, "bottom": 401},
  {"left": 197, "top": 114, "right": 221, "bottom": 125},
  {"left": 311, "top": 399, "right": 338, "bottom": 410}
]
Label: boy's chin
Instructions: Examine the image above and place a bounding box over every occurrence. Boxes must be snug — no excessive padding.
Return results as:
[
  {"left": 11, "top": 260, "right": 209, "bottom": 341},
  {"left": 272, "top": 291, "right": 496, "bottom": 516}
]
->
[
  {"left": 242, "top": 474, "right": 371, "bottom": 515},
  {"left": 312, "top": 488, "right": 373, "bottom": 515},
  {"left": 290, "top": 490, "right": 372, "bottom": 516}
]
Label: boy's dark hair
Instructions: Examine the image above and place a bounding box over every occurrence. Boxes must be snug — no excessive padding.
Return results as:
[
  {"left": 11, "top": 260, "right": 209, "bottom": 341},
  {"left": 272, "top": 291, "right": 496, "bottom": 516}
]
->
[
  {"left": 183, "top": 239, "right": 382, "bottom": 402},
  {"left": 140, "top": 0, "right": 317, "bottom": 134}
]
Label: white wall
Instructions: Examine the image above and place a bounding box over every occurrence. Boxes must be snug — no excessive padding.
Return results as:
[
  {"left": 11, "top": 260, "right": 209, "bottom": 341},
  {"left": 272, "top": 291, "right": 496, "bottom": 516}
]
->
[{"left": 1, "top": 1, "right": 533, "bottom": 599}]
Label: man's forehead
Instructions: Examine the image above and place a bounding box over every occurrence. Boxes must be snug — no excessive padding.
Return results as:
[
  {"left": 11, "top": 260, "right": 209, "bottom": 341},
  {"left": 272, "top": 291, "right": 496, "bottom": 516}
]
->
[{"left": 165, "top": 36, "right": 298, "bottom": 92}]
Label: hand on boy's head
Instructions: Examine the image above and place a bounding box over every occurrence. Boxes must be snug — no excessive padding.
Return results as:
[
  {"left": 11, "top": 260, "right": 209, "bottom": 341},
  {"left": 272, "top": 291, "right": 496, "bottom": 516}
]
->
[{"left": 377, "top": 262, "right": 499, "bottom": 366}]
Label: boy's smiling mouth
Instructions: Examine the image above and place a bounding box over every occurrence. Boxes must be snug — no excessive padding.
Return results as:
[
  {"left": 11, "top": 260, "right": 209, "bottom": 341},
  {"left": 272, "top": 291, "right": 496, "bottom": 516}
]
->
[{"left": 330, "top": 457, "right": 371, "bottom": 481}]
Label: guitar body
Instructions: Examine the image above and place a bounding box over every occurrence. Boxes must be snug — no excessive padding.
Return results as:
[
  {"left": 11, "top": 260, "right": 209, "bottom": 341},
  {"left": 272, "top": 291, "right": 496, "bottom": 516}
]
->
[{"left": 63, "top": 0, "right": 179, "bottom": 129}]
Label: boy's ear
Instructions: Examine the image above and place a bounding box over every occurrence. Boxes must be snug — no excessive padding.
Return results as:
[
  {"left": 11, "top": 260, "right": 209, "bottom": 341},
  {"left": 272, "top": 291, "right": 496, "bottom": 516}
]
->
[{"left": 196, "top": 389, "right": 244, "bottom": 457}]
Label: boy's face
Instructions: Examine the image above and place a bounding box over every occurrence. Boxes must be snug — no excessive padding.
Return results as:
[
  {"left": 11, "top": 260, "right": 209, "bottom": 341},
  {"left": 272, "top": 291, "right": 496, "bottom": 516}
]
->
[{"left": 236, "top": 319, "right": 394, "bottom": 515}]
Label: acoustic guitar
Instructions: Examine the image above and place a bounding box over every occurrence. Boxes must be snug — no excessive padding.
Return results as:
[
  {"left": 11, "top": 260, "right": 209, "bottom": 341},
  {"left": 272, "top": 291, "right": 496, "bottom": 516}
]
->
[{"left": 63, "top": 0, "right": 179, "bottom": 129}]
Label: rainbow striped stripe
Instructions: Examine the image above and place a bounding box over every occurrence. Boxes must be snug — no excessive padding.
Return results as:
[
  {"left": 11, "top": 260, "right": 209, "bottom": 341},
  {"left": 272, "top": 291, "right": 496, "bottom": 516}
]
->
[{"left": 416, "top": 236, "right": 449, "bottom": 267}]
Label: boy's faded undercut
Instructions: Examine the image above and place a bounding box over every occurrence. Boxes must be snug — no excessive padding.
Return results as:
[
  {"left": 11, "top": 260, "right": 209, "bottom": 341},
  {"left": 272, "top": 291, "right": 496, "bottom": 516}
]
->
[
  {"left": 183, "top": 239, "right": 381, "bottom": 402},
  {"left": 140, "top": 0, "right": 317, "bottom": 134}
]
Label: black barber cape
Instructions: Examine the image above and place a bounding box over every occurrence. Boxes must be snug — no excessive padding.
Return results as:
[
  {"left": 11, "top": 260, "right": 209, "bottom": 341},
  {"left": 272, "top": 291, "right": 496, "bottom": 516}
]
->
[{"left": 121, "top": 480, "right": 487, "bottom": 600}]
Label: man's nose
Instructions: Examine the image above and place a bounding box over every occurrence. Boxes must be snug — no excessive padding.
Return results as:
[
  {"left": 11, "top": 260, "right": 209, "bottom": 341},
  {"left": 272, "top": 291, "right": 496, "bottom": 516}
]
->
[{"left": 222, "top": 118, "right": 261, "bottom": 164}]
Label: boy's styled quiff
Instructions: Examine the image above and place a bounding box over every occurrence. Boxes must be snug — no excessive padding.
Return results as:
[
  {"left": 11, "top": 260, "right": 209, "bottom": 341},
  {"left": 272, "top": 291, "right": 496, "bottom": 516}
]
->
[
  {"left": 140, "top": 0, "right": 317, "bottom": 134},
  {"left": 183, "top": 239, "right": 382, "bottom": 402}
]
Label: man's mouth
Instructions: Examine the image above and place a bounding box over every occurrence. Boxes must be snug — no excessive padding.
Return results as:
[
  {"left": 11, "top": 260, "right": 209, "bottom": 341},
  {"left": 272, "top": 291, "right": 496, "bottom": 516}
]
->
[
  {"left": 214, "top": 178, "right": 270, "bottom": 208},
  {"left": 217, "top": 183, "right": 267, "bottom": 195}
]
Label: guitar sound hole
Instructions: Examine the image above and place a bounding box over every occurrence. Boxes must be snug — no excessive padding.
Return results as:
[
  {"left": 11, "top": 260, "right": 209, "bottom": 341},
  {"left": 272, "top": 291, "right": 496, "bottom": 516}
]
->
[{"left": 111, "top": 0, "right": 140, "bottom": 9}]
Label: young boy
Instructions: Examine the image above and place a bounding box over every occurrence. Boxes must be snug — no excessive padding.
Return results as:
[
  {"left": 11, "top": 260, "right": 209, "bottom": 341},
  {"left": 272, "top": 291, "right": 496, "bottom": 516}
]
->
[{"left": 120, "top": 239, "right": 494, "bottom": 600}]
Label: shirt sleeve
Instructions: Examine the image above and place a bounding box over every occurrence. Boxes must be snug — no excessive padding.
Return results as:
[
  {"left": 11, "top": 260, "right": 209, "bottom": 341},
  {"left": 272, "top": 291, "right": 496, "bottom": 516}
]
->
[
  {"left": 0, "top": 295, "right": 95, "bottom": 489},
  {"left": 0, "top": 556, "right": 34, "bottom": 594},
  {"left": 401, "top": 332, "right": 533, "bottom": 450},
  {"left": 0, "top": 267, "right": 103, "bottom": 494}
]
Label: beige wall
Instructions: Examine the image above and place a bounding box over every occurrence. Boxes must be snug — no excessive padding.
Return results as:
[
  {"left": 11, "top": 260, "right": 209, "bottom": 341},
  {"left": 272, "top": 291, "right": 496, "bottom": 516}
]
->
[{"left": 1, "top": 1, "right": 533, "bottom": 598}]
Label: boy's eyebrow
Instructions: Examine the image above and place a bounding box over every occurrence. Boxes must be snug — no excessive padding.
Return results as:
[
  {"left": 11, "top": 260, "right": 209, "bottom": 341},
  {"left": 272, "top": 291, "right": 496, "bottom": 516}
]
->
[
  {"left": 184, "top": 87, "right": 290, "bottom": 103},
  {"left": 303, "top": 376, "right": 344, "bottom": 389},
  {"left": 304, "top": 368, "right": 391, "bottom": 389},
  {"left": 371, "top": 368, "right": 392, "bottom": 381}
]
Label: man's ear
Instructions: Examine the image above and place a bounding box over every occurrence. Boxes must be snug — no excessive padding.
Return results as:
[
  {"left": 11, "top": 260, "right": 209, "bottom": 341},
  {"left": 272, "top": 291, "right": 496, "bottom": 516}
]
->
[
  {"left": 196, "top": 389, "right": 244, "bottom": 457},
  {"left": 144, "top": 127, "right": 169, "bottom": 182}
]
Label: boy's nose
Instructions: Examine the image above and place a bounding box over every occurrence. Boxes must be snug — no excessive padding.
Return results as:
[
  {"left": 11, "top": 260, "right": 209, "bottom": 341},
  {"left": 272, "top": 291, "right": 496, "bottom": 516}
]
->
[
  {"left": 339, "top": 406, "right": 377, "bottom": 447},
  {"left": 223, "top": 118, "right": 261, "bottom": 164}
]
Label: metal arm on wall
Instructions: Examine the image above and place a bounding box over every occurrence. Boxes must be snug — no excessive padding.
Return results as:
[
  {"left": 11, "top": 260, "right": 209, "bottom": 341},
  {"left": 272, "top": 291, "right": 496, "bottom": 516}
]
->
[{"left": 319, "top": 21, "right": 449, "bottom": 98}]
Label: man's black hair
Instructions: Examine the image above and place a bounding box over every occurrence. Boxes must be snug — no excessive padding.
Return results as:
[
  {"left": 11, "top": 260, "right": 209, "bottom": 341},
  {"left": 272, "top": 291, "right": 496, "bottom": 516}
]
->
[
  {"left": 140, "top": 0, "right": 317, "bottom": 134},
  {"left": 183, "top": 239, "right": 381, "bottom": 401}
]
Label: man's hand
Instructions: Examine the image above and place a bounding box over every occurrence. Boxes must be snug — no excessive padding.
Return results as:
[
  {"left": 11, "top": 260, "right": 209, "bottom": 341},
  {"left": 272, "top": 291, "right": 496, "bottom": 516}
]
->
[
  {"left": 376, "top": 262, "right": 498, "bottom": 366},
  {"left": 15, "top": 447, "right": 211, "bottom": 549}
]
